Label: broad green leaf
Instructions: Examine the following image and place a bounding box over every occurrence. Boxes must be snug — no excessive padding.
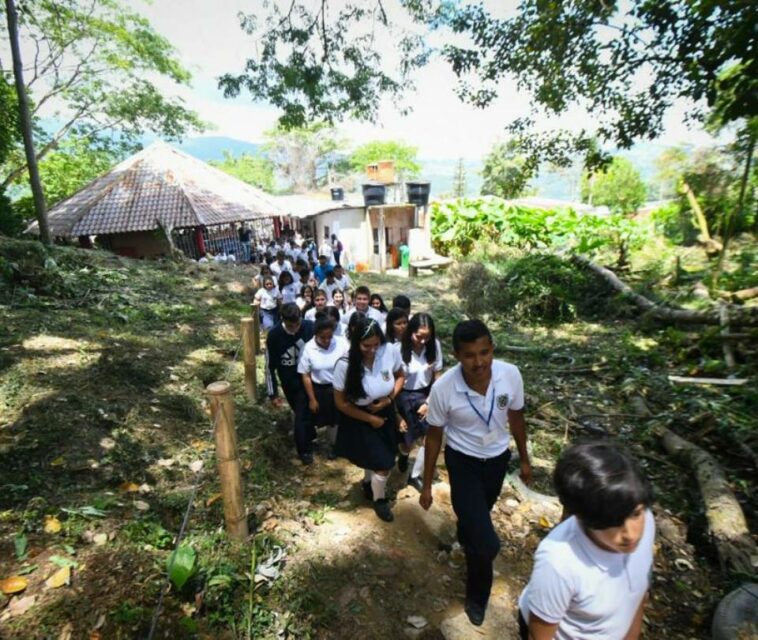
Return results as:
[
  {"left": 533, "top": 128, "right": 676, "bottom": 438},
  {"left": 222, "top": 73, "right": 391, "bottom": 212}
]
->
[
  {"left": 14, "top": 534, "right": 27, "bottom": 560},
  {"left": 167, "top": 545, "right": 196, "bottom": 589}
]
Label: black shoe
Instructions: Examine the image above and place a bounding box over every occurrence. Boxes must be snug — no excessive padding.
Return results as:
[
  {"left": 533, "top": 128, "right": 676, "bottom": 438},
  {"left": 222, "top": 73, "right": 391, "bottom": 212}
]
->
[
  {"left": 373, "top": 498, "right": 394, "bottom": 522},
  {"left": 300, "top": 453, "right": 314, "bottom": 466},
  {"left": 407, "top": 476, "right": 423, "bottom": 493},
  {"left": 464, "top": 600, "right": 486, "bottom": 626},
  {"left": 361, "top": 481, "right": 373, "bottom": 500},
  {"left": 398, "top": 453, "right": 409, "bottom": 473}
]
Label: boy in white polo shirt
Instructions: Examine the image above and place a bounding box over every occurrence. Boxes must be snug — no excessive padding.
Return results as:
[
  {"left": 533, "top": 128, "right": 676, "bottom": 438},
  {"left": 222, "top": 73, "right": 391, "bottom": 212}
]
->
[
  {"left": 518, "top": 441, "right": 655, "bottom": 640},
  {"left": 420, "top": 319, "right": 532, "bottom": 627}
]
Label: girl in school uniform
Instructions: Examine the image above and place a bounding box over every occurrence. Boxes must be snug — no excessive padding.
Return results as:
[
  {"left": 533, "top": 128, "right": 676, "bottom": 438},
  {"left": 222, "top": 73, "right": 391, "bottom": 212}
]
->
[
  {"left": 298, "top": 313, "right": 347, "bottom": 460},
  {"left": 323, "top": 306, "right": 346, "bottom": 340},
  {"left": 254, "top": 275, "right": 281, "bottom": 330},
  {"left": 296, "top": 285, "right": 314, "bottom": 312},
  {"left": 331, "top": 289, "right": 349, "bottom": 316},
  {"left": 395, "top": 313, "right": 443, "bottom": 491},
  {"left": 252, "top": 264, "right": 273, "bottom": 290},
  {"left": 333, "top": 316, "right": 405, "bottom": 522},
  {"left": 278, "top": 271, "right": 299, "bottom": 305},
  {"left": 385, "top": 307, "right": 409, "bottom": 344},
  {"left": 370, "top": 293, "right": 389, "bottom": 325},
  {"left": 518, "top": 441, "right": 655, "bottom": 640}
]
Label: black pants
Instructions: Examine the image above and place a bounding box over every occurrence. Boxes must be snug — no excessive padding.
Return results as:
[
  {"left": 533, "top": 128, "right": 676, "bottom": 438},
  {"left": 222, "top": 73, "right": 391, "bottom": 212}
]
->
[
  {"left": 518, "top": 610, "right": 528, "bottom": 639},
  {"left": 281, "top": 381, "right": 316, "bottom": 457},
  {"left": 445, "top": 446, "right": 510, "bottom": 609}
]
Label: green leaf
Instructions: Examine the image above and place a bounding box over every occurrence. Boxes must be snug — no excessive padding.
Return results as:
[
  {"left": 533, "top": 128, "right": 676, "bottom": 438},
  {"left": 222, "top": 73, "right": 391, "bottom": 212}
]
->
[
  {"left": 50, "top": 555, "right": 79, "bottom": 569},
  {"left": 167, "top": 545, "right": 196, "bottom": 589},
  {"left": 14, "top": 534, "right": 27, "bottom": 560},
  {"left": 17, "top": 564, "right": 38, "bottom": 576}
]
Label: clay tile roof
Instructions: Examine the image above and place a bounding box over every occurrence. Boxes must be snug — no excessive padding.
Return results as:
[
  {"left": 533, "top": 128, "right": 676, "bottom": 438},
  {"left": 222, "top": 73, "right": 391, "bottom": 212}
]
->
[{"left": 28, "top": 141, "right": 285, "bottom": 237}]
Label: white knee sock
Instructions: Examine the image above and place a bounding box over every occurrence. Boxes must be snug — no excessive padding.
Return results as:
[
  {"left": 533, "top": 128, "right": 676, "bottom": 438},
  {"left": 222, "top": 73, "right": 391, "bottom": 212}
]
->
[
  {"left": 363, "top": 469, "right": 373, "bottom": 483},
  {"left": 327, "top": 425, "right": 338, "bottom": 445},
  {"left": 411, "top": 446, "right": 425, "bottom": 479},
  {"left": 371, "top": 473, "right": 388, "bottom": 501}
]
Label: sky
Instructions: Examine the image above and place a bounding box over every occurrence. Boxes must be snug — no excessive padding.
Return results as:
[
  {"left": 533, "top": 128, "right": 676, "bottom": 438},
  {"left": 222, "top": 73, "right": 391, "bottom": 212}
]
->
[{"left": 115, "top": 1, "right": 715, "bottom": 159}]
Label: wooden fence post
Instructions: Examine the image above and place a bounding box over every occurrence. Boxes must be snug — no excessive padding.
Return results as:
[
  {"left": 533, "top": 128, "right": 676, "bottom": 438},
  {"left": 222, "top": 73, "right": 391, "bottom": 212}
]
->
[
  {"left": 241, "top": 318, "right": 257, "bottom": 401},
  {"left": 206, "top": 381, "right": 248, "bottom": 540},
  {"left": 250, "top": 302, "right": 261, "bottom": 352}
]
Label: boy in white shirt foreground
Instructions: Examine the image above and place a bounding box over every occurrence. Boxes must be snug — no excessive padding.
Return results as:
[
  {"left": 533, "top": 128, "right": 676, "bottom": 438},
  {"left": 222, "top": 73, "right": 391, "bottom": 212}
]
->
[
  {"left": 518, "top": 441, "right": 655, "bottom": 640},
  {"left": 420, "top": 319, "right": 532, "bottom": 627}
]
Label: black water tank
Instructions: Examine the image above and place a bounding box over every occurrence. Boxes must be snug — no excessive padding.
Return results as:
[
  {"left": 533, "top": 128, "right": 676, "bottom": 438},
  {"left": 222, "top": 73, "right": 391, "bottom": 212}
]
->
[
  {"left": 330, "top": 187, "right": 344, "bottom": 201},
  {"left": 406, "top": 181, "right": 431, "bottom": 206},
  {"left": 362, "top": 182, "right": 386, "bottom": 206}
]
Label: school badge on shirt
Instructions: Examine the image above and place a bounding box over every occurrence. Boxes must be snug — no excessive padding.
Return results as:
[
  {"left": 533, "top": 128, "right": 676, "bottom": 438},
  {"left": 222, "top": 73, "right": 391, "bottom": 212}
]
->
[
  {"left": 381, "top": 370, "right": 390, "bottom": 381},
  {"left": 496, "top": 394, "right": 509, "bottom": 410}
]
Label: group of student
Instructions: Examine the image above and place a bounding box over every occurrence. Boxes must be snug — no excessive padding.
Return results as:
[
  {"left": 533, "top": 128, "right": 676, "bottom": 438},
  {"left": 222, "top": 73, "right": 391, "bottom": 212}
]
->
[{"left": 258, "top": 272, "right": 655, "bottom": 638}]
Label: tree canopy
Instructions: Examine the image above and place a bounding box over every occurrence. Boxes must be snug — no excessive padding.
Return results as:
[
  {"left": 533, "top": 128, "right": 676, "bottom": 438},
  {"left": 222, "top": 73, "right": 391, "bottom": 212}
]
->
[
  {"left": 210, "top": 151, "right": 276, "bottom": 193},
  {"left": 349, "top": 140, "right": 420, "bottom": 180},
  {"left": 480, "top": 140, "right": 532, "bottom": 200},
  {"left": 0, "top": 0, "right": 205, "bottom": 189}
]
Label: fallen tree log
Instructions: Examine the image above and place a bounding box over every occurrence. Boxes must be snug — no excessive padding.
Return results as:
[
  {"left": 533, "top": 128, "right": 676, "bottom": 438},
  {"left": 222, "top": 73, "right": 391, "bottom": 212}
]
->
[
  {"left": 629, "top": 395, "right": 757, "bottom": 576},
  {"left": 660, "top": 430, "right": 757, "bottom": 576},
  {"left": 572, "top": 255, "right": 758, "bottom": 327}
]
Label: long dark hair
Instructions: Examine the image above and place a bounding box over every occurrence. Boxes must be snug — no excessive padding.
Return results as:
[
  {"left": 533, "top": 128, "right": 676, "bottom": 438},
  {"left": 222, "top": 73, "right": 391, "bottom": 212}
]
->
[
  {"left": 344, "top": 315, "right": 386, "bottom": 401},
  {"left": 385, "top": 307, "right": 409, "bottom": 343},
  {"left": 401, "top": 313, "right": 437, "bottom": 365},
  {"left": 370, "top": 293, "right": 388, "bottom": 313}
]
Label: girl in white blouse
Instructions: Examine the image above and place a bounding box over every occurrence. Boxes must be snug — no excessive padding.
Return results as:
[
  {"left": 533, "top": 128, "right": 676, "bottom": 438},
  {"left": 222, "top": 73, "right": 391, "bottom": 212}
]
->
[{"left": 333, "top": 316, "right": 405, "bottom": 522}]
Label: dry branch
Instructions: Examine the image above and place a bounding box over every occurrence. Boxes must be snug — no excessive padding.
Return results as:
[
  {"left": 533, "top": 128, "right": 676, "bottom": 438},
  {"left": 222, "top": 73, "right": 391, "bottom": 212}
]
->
[{"left": 572, "top": 255, "right": 758, "bottom": 327}]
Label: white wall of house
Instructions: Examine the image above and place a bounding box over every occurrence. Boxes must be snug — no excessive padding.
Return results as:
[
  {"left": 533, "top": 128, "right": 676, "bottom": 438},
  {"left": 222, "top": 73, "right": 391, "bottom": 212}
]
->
[{"left": 312, "top": 207, "right": 371, "bottom": 267}]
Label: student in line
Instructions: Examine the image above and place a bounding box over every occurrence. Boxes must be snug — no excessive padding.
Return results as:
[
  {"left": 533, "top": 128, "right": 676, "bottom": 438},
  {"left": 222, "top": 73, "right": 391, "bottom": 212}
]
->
[
  {"left": 396, "top": 313, "right": 443, "bottom": 491},
  {"left": 385, "top": 307, "right": 409, "bottom": 344},
  {"left": 392, "top": 294, "right": 412, "bottom": 318},
  {"left": 265, "top": 304, "right": 316, "bottom": 465},
  {"left": 341, "top": 286, "right": 384, "bottom": 325},
  {"left": 323, "top": 305, "right": 346, "bottom": 339},
  {"left": 420, "top": 319, "right": 532, "bottom": 627},
  {"left": 331, "top": 288, "right": 349, "bottom": 317},
  {"left": 314, "top": 254, "right": 331, "bottom": 282},
  {"left": 304, "top": 289, "right": 328, "bottom": 321},
  {"left": 518, "top": 442, "right": 655, "bottom": 640},
  {"left": 298, "top": 313, "right": 346, "bottom": 461},
  {"left": 370, "top": 293, "right": 389, "bottom": 325},
  {"left": 333, "top": 316, "right": 405, "bottom": 522},
  {"left": 252, "top": 264, "right": 273, "bottom": 291},
  {"left": 254, "top": 275, "right": 281, "bottom": 330},
  {"left": 296, "top": 284, "right": 314, "bottom": 312},
  {"left": 320, "top": 269, "right": 340, "bottom": 303},
  {"left": 278, "top": 271, "right": 298, "bottom": 305},
  {"left": 269, "top": 251, "right": 293, "bottom": 277},
  {"left": 332, "top": 264, "right": 351, "bottom": 292}
]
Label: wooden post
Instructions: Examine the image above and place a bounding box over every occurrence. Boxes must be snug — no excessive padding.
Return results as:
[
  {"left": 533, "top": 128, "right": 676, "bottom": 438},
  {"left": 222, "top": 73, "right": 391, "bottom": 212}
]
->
[
  {"left": 206, "top": 381, "right": 248, "bottom": 540},
  {"left": 378, "top": 208, "right": 386, "bottom": 274},
  {"left": 241, "top": 318, "right": 257, "bottom": 400},
  {"left": 250, "top": 302, "right": 261, "bottom": 352}
]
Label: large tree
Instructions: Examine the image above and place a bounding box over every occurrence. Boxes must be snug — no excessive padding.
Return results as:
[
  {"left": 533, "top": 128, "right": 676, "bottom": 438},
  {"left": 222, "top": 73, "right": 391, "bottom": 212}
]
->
[
  {"left": 0, "top": 0, "right": 204, "bottom": 190},
  {"left": 480, "top": 140, "right": 532, "bottom": 199},
  {"left": 581, "top": 157, "right": 647, "bottom": 215},
  {"left": 349, "top": 140, "right": 420, "bottom": 181},
  {"left": 262, "top": 122, "right": 346, "bottom": 193},
  {"left": 210, "top": 151, "right": 276, "bottom": 193}
]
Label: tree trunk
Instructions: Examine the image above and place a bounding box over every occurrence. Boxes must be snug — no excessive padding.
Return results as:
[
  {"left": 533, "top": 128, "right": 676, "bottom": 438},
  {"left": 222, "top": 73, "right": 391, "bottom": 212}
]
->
[
  {"left": 660, "top": 429, "right": 756, "bottom": 576},
  {"left": 5, "top": 0, "right": 50, "bottom": 244},
  {"left": 572, "top": 255, "right": 758, "bottom": 327}
]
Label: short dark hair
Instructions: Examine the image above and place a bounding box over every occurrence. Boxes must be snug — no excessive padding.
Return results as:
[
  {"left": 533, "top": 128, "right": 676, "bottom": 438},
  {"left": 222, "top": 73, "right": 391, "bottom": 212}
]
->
[
  {"left": 280, "top": 303, "right": 301, "bottom": 323},
  {"left": 314, "top": 312, "right": 336, "bottom": 335},
  {"left": 553, "top": 441, "right": 653, "bottom": 530},
  {"left": 323, "top": 305, "right": 340, "bottom": 324},
  {"left": 452, "top": 319, "right": 492, "bottom": 351},
  {"left": 276, "top": 251, "right": 285, "bottom": 259},
  {"left": 392, "top": 294, "right": 411, "bottom": 312},
  {"left": 355, "top": 285, "right": 370, "bottom": 298},
  {"left": 318, "top": 254, "right": 327, "bottom": 260}
]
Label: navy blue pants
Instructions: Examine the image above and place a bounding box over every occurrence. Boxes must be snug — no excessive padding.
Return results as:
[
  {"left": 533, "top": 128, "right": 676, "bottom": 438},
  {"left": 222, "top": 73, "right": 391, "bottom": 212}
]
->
[
  {"left": 445, "top": 446, "right": 510, "bottom": 608},
  {"left": 281, "top": 381, "right": 315, "bottom": 457}
]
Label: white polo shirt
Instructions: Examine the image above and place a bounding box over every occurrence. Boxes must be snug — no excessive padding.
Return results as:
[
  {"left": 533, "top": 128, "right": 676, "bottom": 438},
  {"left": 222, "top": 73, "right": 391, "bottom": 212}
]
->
[
  {"left": 320, "top": 280, "right": 340, "bottom": 302},
  {"left": 297, "top": 336, "right": 346, "bottom": 385},
  {"left": 334, "top": 274, "right": 351, "bottom": 291},
  {"left": 280, "top": 283, "right": 299, "bottom": 305},
  {"left": 519, "top": 510, "right": 655, "bottom": 639},
  {"left": 399, "top": 339, "right": 444, "bottom": 390},
  {"left": 426, "top": 360, "right": 524, "bottom": 458},
  {"left": 304, "top": 306, "right": 327, "bottom": 322},
  {"left": 332, "top": 343, "right": 402, "bottom": 406},
  {"left": 255, "top": 287, "right": 280, "bottom": 310},
  {"left": 341, "top": 306, "right": 384, "bottom": 326},
  {"left": 269, "top": 260, "right": 293, "bottom": 277}
]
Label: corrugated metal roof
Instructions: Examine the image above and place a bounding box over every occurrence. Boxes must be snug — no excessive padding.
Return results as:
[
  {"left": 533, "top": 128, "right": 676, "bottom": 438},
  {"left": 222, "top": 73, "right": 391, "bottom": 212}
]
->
[{"left": 29, "top": 141, "right": 285, "bottom": 237}]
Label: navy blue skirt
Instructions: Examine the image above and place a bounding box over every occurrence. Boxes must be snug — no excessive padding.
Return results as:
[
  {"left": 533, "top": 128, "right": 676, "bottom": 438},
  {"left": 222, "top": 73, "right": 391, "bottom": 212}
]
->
[
  {"left": 312, "top": 382, "right": 337, "bottom": 427},
  {"left": 335, "top": 404, "right": 397, "bottom": 470},
  {"left": 396, "top": 387, "right": 431, "bottom": 447}
]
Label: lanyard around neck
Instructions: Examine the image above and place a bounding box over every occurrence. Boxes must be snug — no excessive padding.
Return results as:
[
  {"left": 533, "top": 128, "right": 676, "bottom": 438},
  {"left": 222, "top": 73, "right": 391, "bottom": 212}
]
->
[{"left": 466, "top": 388, "right": 495, "bottom": 429}]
